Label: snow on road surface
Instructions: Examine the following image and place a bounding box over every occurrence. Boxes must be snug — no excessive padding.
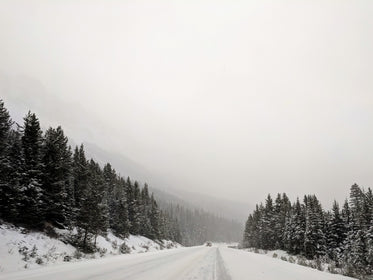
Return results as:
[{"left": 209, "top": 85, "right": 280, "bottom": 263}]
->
[{"left": 0, "top": 246, "right": 356, "bottom": 280}]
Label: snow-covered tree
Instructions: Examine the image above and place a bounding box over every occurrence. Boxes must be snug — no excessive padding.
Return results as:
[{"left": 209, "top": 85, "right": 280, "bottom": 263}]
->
[
  {"left": 326, "top": 201, "right": 345, "bottom": 262},
  {"left": 42, "top": 126, "right": 73, "bottom": 227},
  {"left": 19, "top": 111, "right": 44, "bottom": 227},
  {"left": 0, "top": 100, "right": 15, "bottom": 220}
]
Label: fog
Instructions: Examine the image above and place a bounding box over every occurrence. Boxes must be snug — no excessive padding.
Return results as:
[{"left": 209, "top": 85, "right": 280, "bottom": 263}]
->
[{"left": 1, "top": 1, "right": 373, "bottom": 209}]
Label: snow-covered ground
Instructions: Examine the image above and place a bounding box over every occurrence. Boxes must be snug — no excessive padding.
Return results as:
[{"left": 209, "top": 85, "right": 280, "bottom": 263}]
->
[
  {"left": 0, "top": 223, "right": 180, "bottom": 273},
  {"left": 0, "top": 243, "right": 357, "bottom": 280},
  {"left": 220, "top": 247, "right": 356, "bottom": 280},
  {"left": 241, "top": 247, "right": 352, "bottom": 275}
]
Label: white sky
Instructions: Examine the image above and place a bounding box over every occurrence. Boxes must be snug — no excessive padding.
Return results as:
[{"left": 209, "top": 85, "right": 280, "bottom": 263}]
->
[{"left": 1, "top": 0, "right": 373, "bottom": 207}]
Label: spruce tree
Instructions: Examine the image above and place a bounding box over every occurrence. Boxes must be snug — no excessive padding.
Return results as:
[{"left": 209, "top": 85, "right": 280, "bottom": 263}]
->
[
  {"left": 0, "top": 100, "right": 14, "bottom": 220},
  {"left": 113, "top": 178, "right": 130, "bottom": 237},
  {"left": 127, "top": 180, "right": 142, "bottom": 235},
  {"left": 76, "top": 159, "right": 109, "bottom": 250},
  {"left": 349, "top": 183, "right": 365, "bottom": 230},
  {"left": 2, "top": 129, "right": 24, "bottom": 221},
  {"left": 42, "top": 126, "right": 73, "bottom": 228},
  {"left": 72, "top": 145, "right": 89, "bottom": 214},
  {"left": 103, "top": 163, "right": 117, "bottom": 231},
  {"left": 262, "top": 194, "right": 275, "bottom": 249},
  {"left": 149, "top": 193, "right": 161, "bottom": 240},
  {"left": 19, "top": 112, "right": 44, "bottom": 227},
  {"left": 140, "top": 184, "right": 152, "bottom": 237},
  {"left": 327, "top": 201, "right": 345, "bottom": 262},
  {"left": 284, "top": 198, "right": 305, "bottom": 255},
  {"left": 304, "top": 195, "right": 326, "bottom": 258}
]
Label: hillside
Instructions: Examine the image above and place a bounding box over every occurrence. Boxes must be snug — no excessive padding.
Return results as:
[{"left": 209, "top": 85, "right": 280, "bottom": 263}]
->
[{"left": 0, "top": 222, "right": 180, "bottom": 273}]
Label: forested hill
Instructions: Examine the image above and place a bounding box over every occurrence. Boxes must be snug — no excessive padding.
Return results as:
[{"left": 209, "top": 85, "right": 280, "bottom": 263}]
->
[
  {"left": 0, "top": 99, "right": 180, "bottom": 249},
  {"left": 242, "top": 184, "right": 373, "bottom": 279},
  {"left": 153, "top": 188, "right": 243, "bottom": 245}
]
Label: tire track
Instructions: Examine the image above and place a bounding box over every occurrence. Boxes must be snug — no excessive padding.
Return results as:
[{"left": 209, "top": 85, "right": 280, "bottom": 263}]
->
[{"left": 216, "top": 248, "right": 231, "bottom": 280}]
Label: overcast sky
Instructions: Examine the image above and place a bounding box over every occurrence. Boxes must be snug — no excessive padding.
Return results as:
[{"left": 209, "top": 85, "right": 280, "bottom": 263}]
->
[{"left": 1, "top": 0, "right": 372, "bottom": 208}]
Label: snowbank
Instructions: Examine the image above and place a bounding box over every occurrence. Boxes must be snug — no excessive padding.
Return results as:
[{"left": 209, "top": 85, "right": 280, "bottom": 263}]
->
[
  {"left": 241, "top": 247, "right": 351, "bottom": 277},
  {"left": 0, "top": 223, "right": 181, "bottom": 273},
  {"left": 221, "top": 247, "right": 356, "bottom": 280}
]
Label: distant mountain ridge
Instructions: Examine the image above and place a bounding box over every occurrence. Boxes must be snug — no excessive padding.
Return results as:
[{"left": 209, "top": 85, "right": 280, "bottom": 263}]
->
[{"left": 82, "top": 141, "right": 251, "bottom": 222}]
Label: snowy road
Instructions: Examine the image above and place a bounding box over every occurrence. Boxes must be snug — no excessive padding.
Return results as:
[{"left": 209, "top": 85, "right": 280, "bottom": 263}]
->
[
  {"left": 0, "top": 246, "right": 228, "bottom": 280},
  {"left": 0, "top": 246, "right": 356, "bottom": 280}
]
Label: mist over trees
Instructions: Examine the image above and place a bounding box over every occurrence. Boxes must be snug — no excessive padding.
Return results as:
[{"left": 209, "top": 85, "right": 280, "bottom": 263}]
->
[
  {"left": 242, "top": 185, "right": 373, "bottom": 278},
  {"left": 162, "top": 203, "right": 243, "bottom": 246},
  {"left": 0, "top": 100, "right": 181, "bottom": 250}
]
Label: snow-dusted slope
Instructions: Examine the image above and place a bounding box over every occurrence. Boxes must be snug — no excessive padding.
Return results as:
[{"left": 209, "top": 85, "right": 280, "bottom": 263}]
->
[{"left": 0, "top": 223, "right": 180, "bottom": 273}]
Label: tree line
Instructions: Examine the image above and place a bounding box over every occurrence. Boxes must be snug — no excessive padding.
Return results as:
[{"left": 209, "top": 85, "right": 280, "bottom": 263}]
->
[
  {"left": 162, "top": 203, "right": 243, "bottom": 246},
  {"left": 0, "top": 99, "right": 180, "bottom": 251},
  {"left": 242, "top": 184, "right": 373, "bottom": 278}
]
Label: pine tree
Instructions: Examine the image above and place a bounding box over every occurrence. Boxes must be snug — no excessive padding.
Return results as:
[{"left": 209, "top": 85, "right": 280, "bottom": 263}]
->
[
  {"left": 273, "top": 193, "right": 291, "bottom": 249},
  {"left": 243, "top": 214, "right": 253, "bottom": 248},
  {"left": 349, "top": 183, "right": 365, "bottom": 230},
  {"left": 113, "top": 178, "right": 130, "bottom": 237},
  {"left": 19, "top": 112, "right": 44, "bottom": 227},
  {"left": 341, "top": 199, "right": 351, "bottom": 232},
  {"left": 104, "top": 168, "right": 130, "bottom": 237},
  {"left": 88, "top": 160, "right": 109, "bottom": 246},
  {"left": 2, "top": 129, "right": 24, "bottom": 221},
  {"left": 72, "top": 144, "right": 89, "bottom": 215},
  {"left": 346, "top": 230, "right": 367, "bottom": 275},
  {"left": 149, "top": 193, "right": 161, "bottom": 240},
  {"left": 303, "top": 195, "right": 326, "bottom": 258},
  {"left": 139, "top": 183, "right": 152, "bottom": 238},
  {"left": 127, "top": 179, "right": 142, "bottom": 235},
  {"left": 76, "top": 159, "right": 109, "bottom": 250},
  {"left": 42, "top": 126, "right": 73, "bottom": 228},
  {"left": 262, "top": 194, "right": 276, "bottom": 249},
  {"left": 103, "top": 163, "right": 117, "bottom": 231},
  {"left": 327, "top": 201, "right": 345, "bottom": 262},
  {"left": 0, "top": 99, "right": 13, "bottom": 220},
  {"left": 0, "top": 99, "right": 12, "bottom": 154},
  {"left": 284, "top": 198, "right": 305, "bottom": 255}
]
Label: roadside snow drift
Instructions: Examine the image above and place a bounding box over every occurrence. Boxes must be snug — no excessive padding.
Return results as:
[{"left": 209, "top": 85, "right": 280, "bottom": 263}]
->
[{"left": 0, "top": 223, "right": 180, "bottom": 273}]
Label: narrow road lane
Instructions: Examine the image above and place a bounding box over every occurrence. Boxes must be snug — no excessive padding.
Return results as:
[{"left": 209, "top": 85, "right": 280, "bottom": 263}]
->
[{"left": 0, "top": 246, "right": 229, "bottom": 280}]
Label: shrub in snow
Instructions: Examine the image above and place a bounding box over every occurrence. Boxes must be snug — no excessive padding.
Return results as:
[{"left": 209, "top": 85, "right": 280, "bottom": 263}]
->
[
  {"left": 43, "top": 222, "right": 58, "bottom": 238},
  {"left": 119, "top": 243, "right": 131, "bottom": 254},
  {"left": 35, "top": 257, "right": 43, "bottom": 264},
  {"left": 63, "top": 256, "right": 72, "bottom": 262},
  {"left": 98, "top": 248, "right": 107, "bottom": 257},
  {"left": 297, "top": 256, "right": 308, "bottom": 267},
  {"left": 280, "top": 256, "right": 287, "bottom": 262},
  {"left": 30, "top": 245, "right": 38, "bottom": 258},
  {"left": 315, "top": 257, "right": 323, "bottom": 271},
  {"left": 327, "top": 262, "right": 338, "bottom": 274},
  {"left": 141, "top": 245, "right": 149, "bottom": 252},
  {"left": 111, "top": 240, "right": 118, "bottom": 250},
  {"left": 18, "top": 246, "right": 29, "bottom": 261},
  {"left": 73, "top": 250, "right": 83, "bottom": 259},
  {"left": 272, "top": 253, "right": 278, "bottom": 258}
]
